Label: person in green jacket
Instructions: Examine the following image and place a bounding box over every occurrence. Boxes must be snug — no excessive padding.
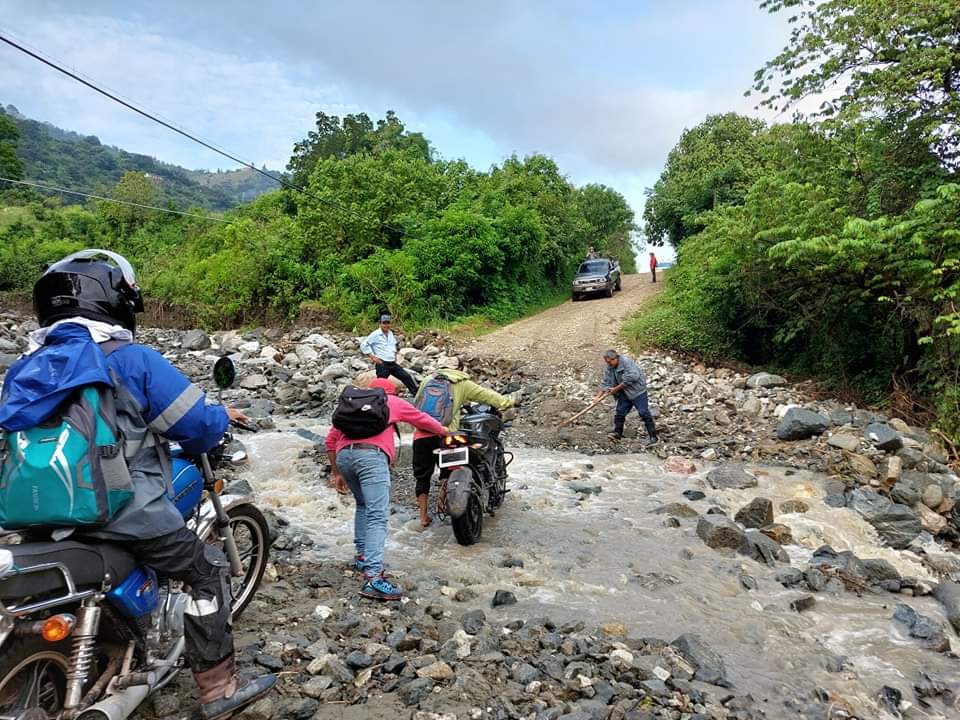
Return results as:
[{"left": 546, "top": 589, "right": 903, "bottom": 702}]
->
[{"left": 412, "top": 357, "right": 521, "bottom": 527}]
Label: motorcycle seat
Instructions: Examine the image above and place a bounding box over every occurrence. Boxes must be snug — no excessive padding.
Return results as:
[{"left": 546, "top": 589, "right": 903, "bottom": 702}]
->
[{"left": 0, "top": 540, "right": 137, "bottom": 602}]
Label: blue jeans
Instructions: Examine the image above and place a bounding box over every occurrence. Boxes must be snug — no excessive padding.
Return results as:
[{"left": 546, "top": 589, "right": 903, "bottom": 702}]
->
[
  {"left": 614, "top": 392, "right": 657, "bottom": 438},
  {"left": 336, "top": 447, "right": 391, "bottom": 577}
]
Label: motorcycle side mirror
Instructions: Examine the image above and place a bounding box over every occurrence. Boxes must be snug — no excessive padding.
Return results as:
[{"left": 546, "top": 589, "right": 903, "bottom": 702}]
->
[{"left": 213, "top": 357, "right": 236, "bottom": 390}]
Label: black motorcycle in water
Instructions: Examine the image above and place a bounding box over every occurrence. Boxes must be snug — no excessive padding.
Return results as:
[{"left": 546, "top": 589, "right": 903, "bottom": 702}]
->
[{"left": 436, "top": 404, "right": 513, "bottom": 545}]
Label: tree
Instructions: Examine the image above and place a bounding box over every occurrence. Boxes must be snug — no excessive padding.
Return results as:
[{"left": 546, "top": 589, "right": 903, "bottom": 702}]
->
[
  {"left": 97, "top": 171, "right": 159, "bottom": 237},
  {"left": 0, "top": 109, "right": 24, "bottom": 181},
  {"left": 752, "top": 0, "right": 960, "bottom": 165},
  {"left": 576, "top": 184, "right": 637, "bottom": 271},
  {"left": 287, "top": 110, "right": 432, "bottom": 184},
  {"left": 643, "top": 113, "right": 768, "bottom": 248}
]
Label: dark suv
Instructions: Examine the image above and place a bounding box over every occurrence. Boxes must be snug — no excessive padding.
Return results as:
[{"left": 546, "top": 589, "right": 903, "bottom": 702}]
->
[{"left": 571, "top": 258, "right": 621, "bottom": 300}]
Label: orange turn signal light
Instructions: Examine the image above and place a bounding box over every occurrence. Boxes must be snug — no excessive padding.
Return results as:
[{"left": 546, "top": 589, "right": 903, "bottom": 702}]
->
[
  {"left": 42, "top": 614, "right": 75, "bottom": 643},
  {"left": 212, "top": 479, "right": 224, "bottom": 494}
]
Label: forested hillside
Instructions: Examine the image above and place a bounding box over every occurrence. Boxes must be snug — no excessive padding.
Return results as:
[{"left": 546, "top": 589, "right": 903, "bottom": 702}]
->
[
  {"left": 2, "top": 104, "right": 281, "bottom": 209},
  {"left": 0, "top": 109, "right": 637, "bottom": 331},
  {"left": 631, "top": 0, "right": 960, "bottom": 441}
]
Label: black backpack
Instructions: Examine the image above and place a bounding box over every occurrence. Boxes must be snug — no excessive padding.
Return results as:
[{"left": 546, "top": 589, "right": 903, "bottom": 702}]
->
[{"left": 332, "top": 386, "right": 391, "bottom": 439}]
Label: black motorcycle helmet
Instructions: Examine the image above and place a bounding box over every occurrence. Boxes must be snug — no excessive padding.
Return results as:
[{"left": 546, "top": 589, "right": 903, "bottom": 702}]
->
[{"left": 33, "top": 249, "right": 145, "bottom": 332}]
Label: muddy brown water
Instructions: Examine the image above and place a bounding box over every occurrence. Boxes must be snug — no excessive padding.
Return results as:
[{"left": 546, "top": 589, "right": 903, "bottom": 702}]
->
[{"left": 241, "top": 421, "right": 957, "bottom": 718}]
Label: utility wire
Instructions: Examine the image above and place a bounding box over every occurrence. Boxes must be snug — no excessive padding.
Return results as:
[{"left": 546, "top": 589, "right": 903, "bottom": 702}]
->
[
  {"left": 0, "top": 176, "right": 234, "bottom": 223},
  {"left": 0, "top": 32, "right": 419, "bottom": 240}
]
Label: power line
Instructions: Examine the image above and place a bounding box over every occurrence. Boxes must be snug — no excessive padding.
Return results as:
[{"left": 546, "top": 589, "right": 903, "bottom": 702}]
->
[
  {"left": 0, "top": 32, "right": 420, "bottom": 240},
  {"left": 0, "top": 176, "right": 234, "bottom": 223}
]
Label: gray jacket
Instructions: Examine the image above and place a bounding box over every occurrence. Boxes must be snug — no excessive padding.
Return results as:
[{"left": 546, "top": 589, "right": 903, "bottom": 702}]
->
[{"left": 600, "top": 355, "right": 647, "bottom": 399}]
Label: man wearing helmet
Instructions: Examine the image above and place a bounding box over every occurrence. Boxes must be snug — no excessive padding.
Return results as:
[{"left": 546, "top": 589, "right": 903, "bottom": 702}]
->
[{"left": 0, "top": 250, "right": 275, "bottom": 720}]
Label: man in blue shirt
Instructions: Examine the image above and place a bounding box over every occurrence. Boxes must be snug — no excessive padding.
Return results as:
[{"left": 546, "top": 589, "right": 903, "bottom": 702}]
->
[
  {"left": 360, "top": 314, "right": 419, "bottom": 395},
  {"left": 596, "top": 348, "right": 658, "bottom": 444}
]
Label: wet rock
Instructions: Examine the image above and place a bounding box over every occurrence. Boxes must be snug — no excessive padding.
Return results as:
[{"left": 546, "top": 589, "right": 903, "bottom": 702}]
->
[
  {"left": 696, "top": 514, "right": 747, "bottom": 551},
  {"left": 683, "top": 490, "right": 707, "bottom": 501},
  {"left": 652, "top": 503, "right": 699, "bottom": 519},
  {"left": 790, "top": 595, "right": 816, "bottom": 612},
  {"left": 776, "top": 408, "right": 830, "bottom": 441},
  {"left": 864, "top": 422, "right": 903, "bottom": 452},
  {"left": 746, "top": 372, "right": 786, "bottom": 389},
  {"left": 779, "top": 499, "right": 809, "bottom": 514},
  {"left": 663, "top": 456, "right": 697, "bottom": 474},
  {"left": 932, "top": 580, "right": 960, "bottom": 634},
  {"left": 760, "top": 523, "right": 793, "bottom": 545},
  {"left": 826, "top": 433, "right": 859, "bottom": 452},
  {"left": 570, "top": 481, "right": 603, "bottom": 496},
  {"left": 706, "top": 464, "right": 757, "bottom": 490},
  {"left": 461, "top": 609, "right": 486, "bottom": 635},
  {"left": 859, "top": 558, "right": 901, "bottom": 584},
  {"left": 182, "top": 329, "right": 211, "bottom": 351},
  {"left": 877, "top": 686, "right": 903, "bottom": 716},
  {"left": 848, "top": 488, "right": 922, "bottom": 549},
  {"left": 744, "top": 530, "right": 789, "bottom": 565},
  {"left": 822, "top": 480, "right": 848, "bottom": 508},
  {"left": 492, "top": 590, "right": 518, "bottom": 607},
  {"left": 892, "top": 603, "right": 950, "bottom": 652},
  {"left": 671, "top": 633, "right": 731, "bottom": 687},
  {"left": 454, "top": 587, "right": 479, "bottom": 603},
  {"left": 776, "top": 568, "right": 805, "bottom": 587},
  {"left": 734, "top": 498, "right": 773, "bottom": 529}
]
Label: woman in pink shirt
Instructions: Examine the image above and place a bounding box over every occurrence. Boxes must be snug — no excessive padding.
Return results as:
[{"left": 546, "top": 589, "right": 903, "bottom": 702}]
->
[{"left": 326, "top": 378, "right": 446, "bottom": 600}]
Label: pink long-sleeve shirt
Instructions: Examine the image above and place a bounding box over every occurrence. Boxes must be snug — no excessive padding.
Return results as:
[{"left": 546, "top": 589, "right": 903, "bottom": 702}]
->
[{"left": 325, "top": 394, "right": 446, "bottom": 464}]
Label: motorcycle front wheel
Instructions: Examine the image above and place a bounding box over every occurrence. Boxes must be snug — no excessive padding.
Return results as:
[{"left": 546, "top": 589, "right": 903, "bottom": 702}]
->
[
  {"left": 208, "top": 504, "right": 271, "bottom": 619},
  {"left": 0, "top": 636, "right": 71, "bottom": 719},
  {"left": 450, "top": 469, "right": 484, "bottom": 546}
]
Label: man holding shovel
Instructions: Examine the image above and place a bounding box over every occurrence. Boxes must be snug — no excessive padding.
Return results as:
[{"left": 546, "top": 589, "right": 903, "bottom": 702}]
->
[{"left": 596, "top": 349, "right": 658, "bottom": 445}]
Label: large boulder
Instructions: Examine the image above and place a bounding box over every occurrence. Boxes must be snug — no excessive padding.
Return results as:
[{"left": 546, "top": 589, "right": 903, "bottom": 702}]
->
[
  {"left": 776, "top": 408, "right": 830, "bottom": 441},
  {"left": 933, "top": 581, "right": 960, "bottom": 634},
  {"left": 734, "top": 497, "right": 774, "bottom": 529},
  {"left": 319, "top": 363, "right": 352, "bottom": 382},
  {"left": 181, "top": 329, "right": 211, "bottom": 351},
  {"left": 706, "top": 464, "right": 758, "bottom": 490},
  {"left": 696, "top": 514, "right": 748, "bottom": 551},
  {"left": 746, "top": 372, "right": 787, "bottom": 389},
  {"left": 744, "top": 530, "right": 789, "bottom": 565},
  {"left": 864, "top": 422, "right": 903, "bottom": 452},
  {"left": 848, "top": 488, "right": 922, "bottom": 549}
]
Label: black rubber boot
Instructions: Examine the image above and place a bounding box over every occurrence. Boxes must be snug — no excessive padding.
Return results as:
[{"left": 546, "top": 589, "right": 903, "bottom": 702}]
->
[
  {"left": 195, "top": 656, "right": 277, "bottom": 720},
  {"left": 609, "top": 416, "right": 625, "bottom": 441},
  {"left": 643, "top": 416, "right": 659, "bottom": 445}
]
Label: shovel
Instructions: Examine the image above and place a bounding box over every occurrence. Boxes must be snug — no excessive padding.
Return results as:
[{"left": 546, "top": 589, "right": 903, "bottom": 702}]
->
[{"left": 558, "top": 394, "right": 607, "bottom": 429}]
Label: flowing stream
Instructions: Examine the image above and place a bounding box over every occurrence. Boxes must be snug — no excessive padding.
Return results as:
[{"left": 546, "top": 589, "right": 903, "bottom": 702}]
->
[{"left": 239, "top": 420, "right": 957, "bottom": 718}]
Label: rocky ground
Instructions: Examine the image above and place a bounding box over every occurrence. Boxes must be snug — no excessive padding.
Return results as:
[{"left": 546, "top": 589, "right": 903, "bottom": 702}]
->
[{"left": 1, "top": 299, "right": 960, "bottom": 719}]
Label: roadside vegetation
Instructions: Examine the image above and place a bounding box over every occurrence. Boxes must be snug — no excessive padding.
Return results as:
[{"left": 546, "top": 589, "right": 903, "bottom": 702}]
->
[
  {"left": 630, "top": 0, "right": 960, "bottom": 442},
  {"left": 0, "top": 109, "right": 636, "bottom": 331}
]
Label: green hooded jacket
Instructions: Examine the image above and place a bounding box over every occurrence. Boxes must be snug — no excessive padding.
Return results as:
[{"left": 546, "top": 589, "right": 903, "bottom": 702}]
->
[{"left": 413, "top": 368, "right": 515, "bottom": 433}]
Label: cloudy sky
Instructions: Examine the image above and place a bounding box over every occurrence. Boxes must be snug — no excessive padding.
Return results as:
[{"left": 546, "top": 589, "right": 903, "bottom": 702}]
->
[{"left": 0, "top": 1, "right": 792, "bottom": 257}]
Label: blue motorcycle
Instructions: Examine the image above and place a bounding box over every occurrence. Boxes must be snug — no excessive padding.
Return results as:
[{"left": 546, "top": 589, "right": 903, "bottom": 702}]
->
[{"left": 0, "top": 358, "right": 270, "bottom": 720}]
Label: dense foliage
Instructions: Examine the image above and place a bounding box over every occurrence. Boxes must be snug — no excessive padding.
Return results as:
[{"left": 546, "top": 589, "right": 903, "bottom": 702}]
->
[
  {"left": 635, "top": 0, "right": 960, "bottom": 440},
  {"left": 2, "top": 105, "right": 280, "bottom": 210},
  {"left": 1, "top": 110, "right": 636, "bottom": 332}
]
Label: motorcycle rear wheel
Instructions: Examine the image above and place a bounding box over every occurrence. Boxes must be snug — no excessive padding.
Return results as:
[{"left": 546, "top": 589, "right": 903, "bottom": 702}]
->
[
  {"left": 0, "top": 636, "right": 71, "bottom": 719},
  {"left": 451, "top": 466, "right": 484, "bottom": 547},
  {"left": 207, "top": 504, "right": 271, "bottom": 619}
]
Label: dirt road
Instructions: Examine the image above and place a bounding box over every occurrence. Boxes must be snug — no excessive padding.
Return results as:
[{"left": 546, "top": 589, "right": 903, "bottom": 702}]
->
[{"left": 462, "top": 273, "right": 661, "bottom": 372}]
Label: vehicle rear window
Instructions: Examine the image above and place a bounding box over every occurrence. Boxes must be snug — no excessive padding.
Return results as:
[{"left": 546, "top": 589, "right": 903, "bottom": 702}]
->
[{"left": 578, "top": 261, "right": 608, "bottom": 274}]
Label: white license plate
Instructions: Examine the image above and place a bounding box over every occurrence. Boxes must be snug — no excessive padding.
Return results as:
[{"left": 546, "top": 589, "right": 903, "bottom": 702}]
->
[{"left": 437, "top": 447, "right": 469, "bottom": 468}]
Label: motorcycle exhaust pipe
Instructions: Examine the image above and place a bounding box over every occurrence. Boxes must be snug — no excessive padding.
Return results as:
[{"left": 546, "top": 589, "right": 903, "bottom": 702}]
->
[
  {"left": 76, "top": 638, "right": 184, "bottom": 720},
  {"left": 445, "top": 469, "right": 473, "bottom": 519}
]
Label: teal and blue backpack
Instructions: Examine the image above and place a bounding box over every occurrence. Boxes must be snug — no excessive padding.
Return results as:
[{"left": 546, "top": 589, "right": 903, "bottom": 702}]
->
[
  {"left": 0, "top": 377, "right": 134, "bottom": 529},
  {"left": 416, "top": 376, "right": 455, "bottom": 426}
]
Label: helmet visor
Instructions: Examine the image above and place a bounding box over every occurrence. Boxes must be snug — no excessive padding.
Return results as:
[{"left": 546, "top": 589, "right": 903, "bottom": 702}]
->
[{"left": 47, "top": 249, "right": 138, "bottom": 287}]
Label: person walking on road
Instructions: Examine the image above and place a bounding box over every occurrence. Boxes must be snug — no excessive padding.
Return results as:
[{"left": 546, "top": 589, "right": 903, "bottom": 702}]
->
[
  {"left": 649, "top": 252, "right": 658, "bottom": 283},
  {"left": 326, "top": 378, "right": 446, "bottom": 601},
  {"left": 411, "top": 357, "right": 521, "bottom": 527},
  {"left": 360, "top": 313, "right": 419, "bottom": 395},
  {"left": 596, "top": 349, "right": 658, "bottom": 445}
]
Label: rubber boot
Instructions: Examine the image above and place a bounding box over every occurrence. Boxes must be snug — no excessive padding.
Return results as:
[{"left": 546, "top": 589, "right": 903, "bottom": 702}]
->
[
  {"left": 195, "top": 655, "right": 276, "bottom": 720},
  {"left": 417, "top": 494, "right": 432, "bottom": 527},
  {"left": 608, "top": 416, "right": 625, "bottom": 441},
  {"left": 642, "top": 416, "right": 659, "bottom": 445}
]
